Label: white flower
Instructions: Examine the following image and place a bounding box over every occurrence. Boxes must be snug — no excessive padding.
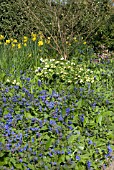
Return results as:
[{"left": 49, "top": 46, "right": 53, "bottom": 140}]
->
[
  {"left": 43, "top": 68, "right": 47, "bottom": 70},
  {"left": 68, "top": 80, "right": 72, "bottom": 83},
  {"left": 16, "top": 82, "right": 20, "bottom": 86},
  {"left": 45, "top": 65, "right": 50, "bottom": 68},
  {"left": 12, "top": 80, "right": 16, "bottom": 84},
  {"left": 50, "top": 59, "right": 55, "bottom": 62},
  {"left": 40, "top": 58, "right": 44, "bottom": 62},
  {"left": 44, "top": 72, "right": 48, "bottom": 74},
  {"left": 80, "top": 79, "right": 83, "bottom": 83},
  {"left": 6, "top": 79, "right": 10, "bottom": 82},
  {"left": 55, "top": 61, "right": 60, "bottom": 64}
]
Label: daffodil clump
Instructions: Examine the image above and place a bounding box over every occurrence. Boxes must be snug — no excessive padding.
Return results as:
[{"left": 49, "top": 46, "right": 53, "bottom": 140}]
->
[{"left": 0, "top": 31, "right": 50, "bottom": 50}]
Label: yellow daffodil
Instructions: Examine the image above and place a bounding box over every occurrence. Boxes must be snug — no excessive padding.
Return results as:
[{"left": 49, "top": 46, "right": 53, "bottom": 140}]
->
[
  {"left": 18, "top": 43, "right": 21, "bottom": 49},
  {"left": 73, "top": 37, "right": 78, "bottom": 42},
  {"left": 32, "top": 37, "right": 37, "bottom": 41},
  {"left": 11, "top": 43, "right": 16, "bottom": 48},
  {"left": 6, "top": 39, "right": 11, "bottom": 44},
  {"left": 83, "top": 41, "right": 86, "bottom": 45},
  {"left": 13, "top": 39, "right": 18, "bottom": 43},
  {"left": 0, "top": 35, "right": 4, "bottom": 40},
  {"left": 38, "top": 40, "right": 43, "bottom": 46},
  {"left": 23, "top": 36, "right": 28, "bottom": 43},
  {"left": 24, "top": 43, "right": 27, "bottom": 47}
]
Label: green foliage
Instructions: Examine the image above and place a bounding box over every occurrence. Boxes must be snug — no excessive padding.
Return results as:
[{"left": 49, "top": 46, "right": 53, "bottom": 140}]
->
[
  {"left": 92, "top": 13, "right": 114, "bottom": 52},
  {"left": 0, "top": 0, "right": 36, "bottom": 38},
  {"left": 0, "top": 58, "right": 114, "bottom": 169}
]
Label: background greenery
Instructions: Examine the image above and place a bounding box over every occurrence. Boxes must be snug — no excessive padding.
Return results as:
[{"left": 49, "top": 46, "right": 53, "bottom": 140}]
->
[{"left": 0, "top": 0, "right": 114, "bottom": 53}]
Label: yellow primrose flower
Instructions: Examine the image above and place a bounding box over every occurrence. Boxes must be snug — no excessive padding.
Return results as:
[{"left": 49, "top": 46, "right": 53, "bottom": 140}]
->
[
  {"left": 0, "top": 35, "right": 4, "bottom": 40},
  {"left": 83, "top": 41, "right": 86, "bottom": 45},
  {"left": 38, "top": 40, "right": 43, "bottom": 46},
  {"left": 6, "top": 39, "right": 11, "bottom": 44},
  {"left": 18, "top": 43, "right": 21, "bottom": 49}
]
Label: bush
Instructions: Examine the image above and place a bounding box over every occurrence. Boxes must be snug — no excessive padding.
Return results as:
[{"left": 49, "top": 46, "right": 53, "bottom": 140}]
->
[{"left": 0, "top": 0, "right": 37, "bottom": 38}]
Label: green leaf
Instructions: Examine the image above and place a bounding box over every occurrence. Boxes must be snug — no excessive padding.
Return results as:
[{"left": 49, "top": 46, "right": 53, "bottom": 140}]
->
[
  {"left": 77, "top": 99, "right": 82, "bottom": 109},
  {"left": 24, "top": 111, "right": 33, "bottom": 118},
  {"left": 40, "top": 126, "right": 48, "bottom": 131},
  {"left": 58, "top": 154, "right": 65, "bottom": 163},
  {"left": 28, "top": 164, "right": 35, "bottom": 169},
  {"left": 97, "top": 115, "right": 102, "bottom": 126},
  {"left": 45, "top": 138, "right": 53, "bottom": 150},
  {"left": 68, "top": 135, "right": 75, "bottom": 144},
  {"left": 15, "top": 164, "right": 23, "bottom": 169},
  {"left": 78, "top": 144, "right": 84, "bottom": 150},
  {"left": 0, "top": 152, "right": 5, "bottom": 158}
]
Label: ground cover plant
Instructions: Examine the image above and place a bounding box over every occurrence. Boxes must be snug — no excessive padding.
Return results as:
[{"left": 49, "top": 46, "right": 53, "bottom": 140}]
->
[
  {"left": 0, "top": 1, "right": 114, "bottom": 170},
  {"left": 0, "top": 32, "right": 114, "bottom": 169}
]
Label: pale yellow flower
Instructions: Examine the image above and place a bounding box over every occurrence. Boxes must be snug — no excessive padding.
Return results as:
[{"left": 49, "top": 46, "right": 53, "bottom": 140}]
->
[{"left": 38, "top": 40, "right": 43, "bottom": 46}]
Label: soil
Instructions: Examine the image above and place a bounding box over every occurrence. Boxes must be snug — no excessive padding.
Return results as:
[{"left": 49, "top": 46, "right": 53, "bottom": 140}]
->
[{"left": 105, "top": 161, "right": 114, "bottom": 170}]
